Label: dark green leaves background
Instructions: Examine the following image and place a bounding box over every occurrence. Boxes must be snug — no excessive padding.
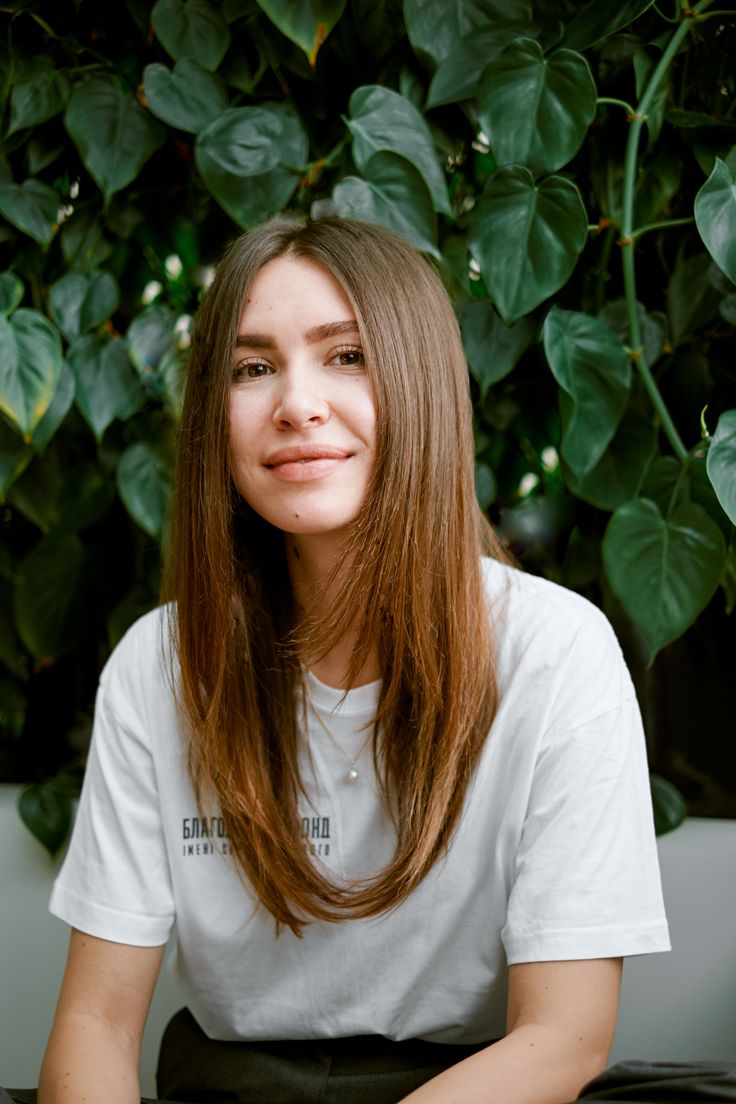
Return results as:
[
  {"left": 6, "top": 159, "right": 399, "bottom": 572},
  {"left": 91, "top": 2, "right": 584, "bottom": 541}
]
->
[{"left": 1, "top": 0, "right": 735, "bottom": 848}]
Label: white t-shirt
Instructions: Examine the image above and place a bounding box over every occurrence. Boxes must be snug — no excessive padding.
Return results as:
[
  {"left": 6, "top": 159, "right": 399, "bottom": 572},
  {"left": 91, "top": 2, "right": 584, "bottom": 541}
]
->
[{"left": 49, "top": 558, "right": 670, "bottom": 1044}]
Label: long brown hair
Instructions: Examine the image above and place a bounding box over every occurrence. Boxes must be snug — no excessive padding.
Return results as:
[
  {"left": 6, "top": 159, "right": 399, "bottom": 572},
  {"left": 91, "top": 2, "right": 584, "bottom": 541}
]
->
[{"left": 163, "top": 216, "right": 509, "bottom": 934}]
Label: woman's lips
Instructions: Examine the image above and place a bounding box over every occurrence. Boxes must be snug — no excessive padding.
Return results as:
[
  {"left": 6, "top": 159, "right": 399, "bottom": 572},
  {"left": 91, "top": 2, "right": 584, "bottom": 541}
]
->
[{"left": 264, "top": 446, "right": 352, "bottom": 482}]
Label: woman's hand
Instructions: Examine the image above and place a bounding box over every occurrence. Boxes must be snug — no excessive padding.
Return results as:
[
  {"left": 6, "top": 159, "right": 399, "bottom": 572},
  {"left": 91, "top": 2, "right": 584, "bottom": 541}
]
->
[
  {"left": 38, "top": 928, "right": 164, "bottom": 1104},
  {"left": 399, "top": 957, "right": 622, "bottom": 1104}
]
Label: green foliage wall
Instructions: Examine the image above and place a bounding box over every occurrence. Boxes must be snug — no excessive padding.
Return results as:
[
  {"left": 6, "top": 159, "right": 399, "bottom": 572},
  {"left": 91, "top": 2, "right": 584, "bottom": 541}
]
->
[{"left": 1, "top": 0, "right": 735, "bottom": 849}]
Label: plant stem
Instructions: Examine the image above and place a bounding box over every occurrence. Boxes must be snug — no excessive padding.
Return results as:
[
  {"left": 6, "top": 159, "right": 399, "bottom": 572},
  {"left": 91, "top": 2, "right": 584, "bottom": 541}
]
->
[
  {"left": 632, "top": 215, "right": 696, "bottom": 239},
  {"left": 619, "top": 0, "right": 716, "bottom": 464},
  {"left": 597, "top": 96, "right": 638, "bottom": 116}
]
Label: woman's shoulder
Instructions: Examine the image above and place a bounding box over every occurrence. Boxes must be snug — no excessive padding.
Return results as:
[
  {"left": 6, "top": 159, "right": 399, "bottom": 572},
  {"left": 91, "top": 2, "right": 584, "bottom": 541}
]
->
[
  {"left": 481, "top": 556, "right": 632, "bottom": 714},
  {"left": 98, "top": 602, "right": 177, "bottom": 705}
]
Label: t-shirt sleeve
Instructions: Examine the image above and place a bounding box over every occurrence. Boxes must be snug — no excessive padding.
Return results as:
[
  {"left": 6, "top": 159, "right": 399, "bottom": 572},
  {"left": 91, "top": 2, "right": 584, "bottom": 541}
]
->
[
  {"left": 49, "top": 632, "right": 175, "bottom": 946},
  {"left": 501, "top": 601, "right": 671, "bottom": 964}
]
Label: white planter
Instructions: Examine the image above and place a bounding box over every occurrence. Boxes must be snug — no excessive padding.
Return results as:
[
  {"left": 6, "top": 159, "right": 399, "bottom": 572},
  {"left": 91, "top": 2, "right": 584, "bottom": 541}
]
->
[{"left": 1, "top": 783, "right": 734, "bottom": 1091}]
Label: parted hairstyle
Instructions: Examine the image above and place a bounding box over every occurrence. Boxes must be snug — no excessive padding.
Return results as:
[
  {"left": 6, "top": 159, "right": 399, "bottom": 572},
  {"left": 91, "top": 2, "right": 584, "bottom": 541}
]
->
[{"left": 163, "top": 215, "right": 510, "bottom": 935}]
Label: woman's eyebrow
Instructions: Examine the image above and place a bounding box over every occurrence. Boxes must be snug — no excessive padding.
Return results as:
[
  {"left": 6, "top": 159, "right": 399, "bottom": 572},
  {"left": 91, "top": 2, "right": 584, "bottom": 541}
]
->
[{"left": 234, "top": 320, "right": 359, "bottom": 349}]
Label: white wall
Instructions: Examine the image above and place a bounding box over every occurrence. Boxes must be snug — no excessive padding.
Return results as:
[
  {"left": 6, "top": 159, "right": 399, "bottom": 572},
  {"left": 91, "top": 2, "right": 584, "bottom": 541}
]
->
[{"left": 1, "top": 784, "right": 734, "bottom": 1095}]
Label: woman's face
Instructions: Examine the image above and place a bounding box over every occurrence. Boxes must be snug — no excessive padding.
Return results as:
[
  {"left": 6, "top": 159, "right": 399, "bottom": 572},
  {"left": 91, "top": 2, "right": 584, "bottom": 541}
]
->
[{"left": 228, "top": 254, "right": 376, "bottom": 541}]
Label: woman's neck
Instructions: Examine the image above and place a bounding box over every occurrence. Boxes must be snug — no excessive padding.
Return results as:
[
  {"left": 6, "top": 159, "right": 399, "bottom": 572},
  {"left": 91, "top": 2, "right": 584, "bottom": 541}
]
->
[{"left": 285, "top": 534, "right": 381, "bottom": 690}]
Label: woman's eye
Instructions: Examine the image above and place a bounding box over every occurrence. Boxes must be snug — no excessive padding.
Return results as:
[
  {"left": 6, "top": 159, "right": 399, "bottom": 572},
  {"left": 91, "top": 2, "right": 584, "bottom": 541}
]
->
[
  {"left": 232, "top": 360, "right": 272, "bottom": 381},
  {"left": 330, "top": 347, "right": 364, "bottom": 367}
]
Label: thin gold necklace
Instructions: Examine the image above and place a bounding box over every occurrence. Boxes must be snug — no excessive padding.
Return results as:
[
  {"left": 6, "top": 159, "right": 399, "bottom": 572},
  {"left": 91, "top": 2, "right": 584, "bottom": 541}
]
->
[{"left": 306, "top": 699, "right": 374, "bottom": 785}]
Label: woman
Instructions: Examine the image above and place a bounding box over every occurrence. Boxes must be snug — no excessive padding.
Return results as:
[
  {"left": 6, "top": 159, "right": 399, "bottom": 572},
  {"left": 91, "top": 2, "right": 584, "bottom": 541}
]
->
[{"left": 34, "top": 216, "right": 669, "bottom": 1104}]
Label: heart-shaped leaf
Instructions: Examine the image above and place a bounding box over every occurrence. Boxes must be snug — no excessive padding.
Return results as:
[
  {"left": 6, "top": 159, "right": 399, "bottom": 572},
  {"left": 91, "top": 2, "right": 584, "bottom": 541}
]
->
[
  {"left": 18, "top": 780, "right": 75, "bottom": 856},
  {"left": 31, "top": 361, "right": 75, "bottom": 453},
  {"left": 459, "top": 300, "right": 534, "bottom": 396},
  {"left": 55, "top": 463, "right": 115, "bottom": 535},
  {"left": 152, "top": 0, "right": 231, "bottom": 69},
  {"left": 0, "top": 272, "right": 23, "bottom": 316},
  {"left": 666, "top": 252, "right": 722, "bottom": 347},
  {"left": 469, "top": 166, "right": 587, "bottom": 323},
  {"left": 404, "top": 0, "right": 532, "bottom": 66},
  {"left": 61, "top": 208, "right": 114, "bottom": 270},
  {"left": 598, "top": 298, "right": 665, "bottom": 367},
  {"left": 561, "top": 0, "right": 655, "bottom": 52},
  {"left": 49, "top": 271, "right": 120, "bottom": 341},
  {"left": 117, "top": 442, "right": 172, "bottom": 539},
  {"left": 478, "top": 38, "right": 596, "bottom": 175},
  {"left": 9, "top": 58, "right": 71, "bottom": 135},
  {"left": 0, "top": 418, "right": 33, "bottom": 499},
  {"left": 195, "top": 102, "right": 307, "bottom": 227},
  {"left": 0, "top": 309, "right": 63, "bottom": 438},
  {"left": 347, "top": 85, "right": 451, "bottom": 216},
  {"left": 143, "top": 59, "right": 228, "bottom": 132},
  {"left": 543, "top": 307, "right": 630, "bottom": 476},
  {"left": 7, "top": 454, "right": 63, "bottom": 533},
  {"left": 602, "top": 498, "right": 725, "bottom": 661},
  {"left": 332, "top": 152, "right": 438, "bottom": 257},
  {"left": 562, "top": 406, "right": 656, "bottom": 510},
  {"left": 67, "top": 335, "right": 144, "bottom": 441},
  {"left": 197, "top": 106, "right": 286, "bottom": 175},
  {"left": 706, "top": 409, "right": 736, "bottom": 526},
  {"left": 427, "top": 22, "right": 533, "bottom": 108},
  {"left": 14, "top": 533, "right": 87, "bottom": 659},
  {"left": 650, "top": 773, "right": 687, "bottom": 837},
  {"left": 65, "top": 75, "right": 165, "bottom": 201},
  {"left": 255, "top": 0, "right": 347, "bottom": 65},
  {"left": 0, "top": 179, "right": 59, "bottom": 247},
  {"left": 694, "top": 157, "right": 736, "bottom": 284}
]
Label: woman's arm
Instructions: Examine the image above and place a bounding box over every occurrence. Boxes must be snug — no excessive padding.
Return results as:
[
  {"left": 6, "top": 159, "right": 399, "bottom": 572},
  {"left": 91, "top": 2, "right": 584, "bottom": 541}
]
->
[
  {"left": 399, "top": 957, "right": 622, "bottom": 1104},
  {"left": 38, "top": 929, "right": 164, "bottom": 1104}
]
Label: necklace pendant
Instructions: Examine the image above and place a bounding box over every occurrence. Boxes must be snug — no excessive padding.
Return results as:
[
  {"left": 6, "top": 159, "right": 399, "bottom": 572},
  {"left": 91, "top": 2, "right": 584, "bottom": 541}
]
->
[{"left": 346, "top": 767, "right": 359, "bottom": 784}]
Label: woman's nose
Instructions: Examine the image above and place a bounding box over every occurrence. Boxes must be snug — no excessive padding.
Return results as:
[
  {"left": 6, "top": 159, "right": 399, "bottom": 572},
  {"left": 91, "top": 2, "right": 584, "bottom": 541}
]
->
[{"left": 272, "top": 367, "right": 330, "bottom": 429}]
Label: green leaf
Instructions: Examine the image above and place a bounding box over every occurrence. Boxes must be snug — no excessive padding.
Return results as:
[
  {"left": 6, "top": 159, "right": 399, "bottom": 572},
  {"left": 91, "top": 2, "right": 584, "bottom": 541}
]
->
[
  {"left": 55, "top": 463, "right": 115, "bottom": 535},
  {"left": 117, "top": 442, "right": 172, "bottom": 539},
  {"left": 688, "top": 454, "right": 732, "bottom": 539},
  {"left": 543, "top": 307, "right": 630, "bottom": 477},
  {"left": 67, "top": 335, "right": 144, "bottom": 441},
  {"left": 650, "top": 773, "right": 687, "bottom": 836},
  {"left": 706, "top": 410, "right": 736, "bottom": 526},
  {"left": 18, "top": 780, "right": 75, "bottom": 856},
  {"left": 64, "top": 75, "right": 165, "bottom": 202},
  {"left": 127, "top": 305, "right": 178, "bottom": 376},
  {"left": 560, "top": 0, "right": 655, "bottom": 52},
  {"left": 197, "top": 106, "right": 286, "bottom": 175},
  {"left": 563, "top": 406, "right": 656, "bottom": 510},
  {"left": 667, "top": 109, "right": 736, "bottom": 130},
  {"left": 469, "top": 166, "right": 587, "bottom": 323},
  {"left": 633, "top": 47, "right": 667, "bottom": 146},
  {"left": 459, "top": 300, "right": 534, "bottom": 396},
  {"left": 61, "top": 207, "right": 114, "bottom": 269},
  {"left": 0, "top": 272, "right": 23, "bottom": 316},
  {"left": 0, "top": 417, "right": 33, "bottom": 499},
  {"left": 427, "top": 22, "right": 532, "bottom": 108},
  {"left": 195, "top": 102, "right": 307, "bottom": 227},
  {"left": 347, "top": 85, "right": 451, "bottom": 216},
  {"left": 598, "top": 298, "right": 665, "bottom": 367},
  {"left": 667, "top": 252, "right": 722, "bottom": 346},
  {"left": 143, "top": 59, "right": 227, "bottom": 132},
  {"left": 14, "top": 533, "right": 87, "bottom": 659},
  {"left": 7, "top": 454, "right": 62, "bottom": 532},
  {"left": 255, "top": 0, "right": 347, "bottom": 65},
  {"left": 0, "top": 179, "right": 59, "bottom": 247},
  {"left": 475, "top": 460, "right": 496, "bottom": 510},
  {"left": 694, "top": 157, "right": 736, "bottom": 285},
  {"left": 403, "top": 0, "right": 532, "bottom": 66},
  {"left": 31, "top": 361, "right": 75, "bottom": 453},
  {"left": 49, "top": 271, "right": 120, "bottom": 341},
  {"left": 602, "top": 498, "right": 725, "bottom": 661},
  {"left": 0, "top": 309, "right": 63, "bottom": 438},
  {"left": 9, "top": 58, "right": 71, "bottom": 135},
  {"left": 640, "top": 456, "right": 689, "bottom": 515},
  {"left": 152, "top": 0, "right": 231, "bottom": 68},
  {"left": 477, "top": 39, "right": 596, "bottom": 175},
  {"left": 332, "top": 152, "right": 439, "bottom": 257},
  {"left": 0, "top": 676, "right": 26, "bottom": 737}
]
